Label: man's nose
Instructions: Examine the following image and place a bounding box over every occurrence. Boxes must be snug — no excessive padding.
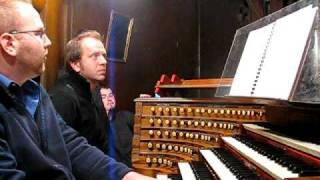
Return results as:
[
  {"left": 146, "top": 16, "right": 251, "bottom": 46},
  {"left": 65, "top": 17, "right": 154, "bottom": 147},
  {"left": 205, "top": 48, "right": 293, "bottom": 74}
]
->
[
  {"left": 99, "top": 55, "right": 107, "bottom": 64},
  {"left": 44, "top": 34, "right": 52, "bottom": 47}
]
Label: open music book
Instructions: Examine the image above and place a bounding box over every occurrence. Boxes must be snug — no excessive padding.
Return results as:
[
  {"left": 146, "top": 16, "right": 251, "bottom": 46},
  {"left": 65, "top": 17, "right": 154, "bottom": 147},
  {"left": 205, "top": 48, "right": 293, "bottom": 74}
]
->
[{"left": 230, "top": 5, "right": 318, "bottom": 100}]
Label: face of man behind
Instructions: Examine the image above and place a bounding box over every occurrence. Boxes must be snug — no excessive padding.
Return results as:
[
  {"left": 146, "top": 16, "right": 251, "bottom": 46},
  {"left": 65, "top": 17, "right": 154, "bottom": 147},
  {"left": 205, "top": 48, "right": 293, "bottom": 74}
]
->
[
  {"left": 100, "top": 88, "right": 116, "bottom": 114},
  {"left": 71, "top": 37, "right": 107, "bottom": 85}
]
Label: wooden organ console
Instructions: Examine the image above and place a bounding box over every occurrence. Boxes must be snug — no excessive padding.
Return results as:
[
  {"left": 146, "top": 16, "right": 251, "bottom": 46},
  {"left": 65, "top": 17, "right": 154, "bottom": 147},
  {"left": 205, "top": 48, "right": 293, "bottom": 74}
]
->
[
  {"left": 132, "top": 1, "right": 320, "bottom": 179},
  {"left": 132, "top": 96, "right": 267, "bottom": 173},
  {"left": 132, "top": 95, "right": 320, "bottom": 179}
]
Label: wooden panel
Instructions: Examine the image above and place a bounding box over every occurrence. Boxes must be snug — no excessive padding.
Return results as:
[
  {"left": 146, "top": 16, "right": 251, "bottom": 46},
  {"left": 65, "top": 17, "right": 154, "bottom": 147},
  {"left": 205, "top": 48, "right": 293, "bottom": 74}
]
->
[
  {"left": 200, "top": 0, "right": 247, "bottom": 79},
  {"left": 32, "top": 0, "right": 46, "bottom": 12},
  {"left": 39, "top": 0, "right": 64, "bottom": 89}
]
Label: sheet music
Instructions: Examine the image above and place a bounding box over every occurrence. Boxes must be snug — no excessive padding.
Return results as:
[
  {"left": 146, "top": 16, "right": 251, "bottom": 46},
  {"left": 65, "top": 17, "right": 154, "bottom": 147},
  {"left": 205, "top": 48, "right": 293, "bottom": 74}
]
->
[
  {"left": 230, "top": 5, "right": 318, "bottom": 100},
  {"left": 230, "top": 23, "right": 275, "bottom": 97}
]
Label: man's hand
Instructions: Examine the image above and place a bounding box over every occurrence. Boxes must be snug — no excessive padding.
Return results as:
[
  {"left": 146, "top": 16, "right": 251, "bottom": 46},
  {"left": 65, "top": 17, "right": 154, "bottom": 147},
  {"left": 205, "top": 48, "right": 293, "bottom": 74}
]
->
[{"left": 122, "top": 171, "right": 156, "bottom": 180}]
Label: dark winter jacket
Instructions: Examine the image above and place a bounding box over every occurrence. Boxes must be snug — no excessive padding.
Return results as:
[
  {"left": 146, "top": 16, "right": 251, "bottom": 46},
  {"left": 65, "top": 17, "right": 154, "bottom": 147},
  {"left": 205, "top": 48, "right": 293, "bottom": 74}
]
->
[
  {"left": 49, "top": 71, "right": 107, "bottom": 152},
  {"left": 0, "top": 81, "right": 131, "bottom": 180}
]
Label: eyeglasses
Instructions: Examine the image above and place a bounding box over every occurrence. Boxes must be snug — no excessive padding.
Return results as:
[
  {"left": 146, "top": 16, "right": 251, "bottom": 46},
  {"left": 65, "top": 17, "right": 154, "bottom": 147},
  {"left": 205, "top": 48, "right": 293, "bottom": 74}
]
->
[{"left": 8, "top": 29, "right": 47, "bottom": 42}]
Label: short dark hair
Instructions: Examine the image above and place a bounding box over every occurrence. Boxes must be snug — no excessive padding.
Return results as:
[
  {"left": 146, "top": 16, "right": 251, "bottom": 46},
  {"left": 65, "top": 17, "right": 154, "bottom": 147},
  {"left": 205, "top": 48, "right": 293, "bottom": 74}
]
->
[{"left": 64, "top": 30, "right": 103, "bottom": 71}]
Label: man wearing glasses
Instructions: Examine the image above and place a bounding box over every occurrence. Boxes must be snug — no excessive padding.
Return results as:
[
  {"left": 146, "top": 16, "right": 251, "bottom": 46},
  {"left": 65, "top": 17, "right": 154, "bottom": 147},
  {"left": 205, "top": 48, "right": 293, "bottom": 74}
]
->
[{"left": 0, "top": 0, "right": 155, "bottom": 179}]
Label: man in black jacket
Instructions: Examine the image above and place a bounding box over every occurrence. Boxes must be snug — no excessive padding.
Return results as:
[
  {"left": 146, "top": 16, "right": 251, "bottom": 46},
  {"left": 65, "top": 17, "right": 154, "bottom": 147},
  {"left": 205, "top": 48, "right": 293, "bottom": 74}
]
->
[
  {"left": 99, "top": 87, "right": 134, "bottom": 167},
  {"left": 0, "top": 1, "right": 154, "bottom": 179},
  {"left": 50, "top": 30, "right": 109, "bottom": 152}
]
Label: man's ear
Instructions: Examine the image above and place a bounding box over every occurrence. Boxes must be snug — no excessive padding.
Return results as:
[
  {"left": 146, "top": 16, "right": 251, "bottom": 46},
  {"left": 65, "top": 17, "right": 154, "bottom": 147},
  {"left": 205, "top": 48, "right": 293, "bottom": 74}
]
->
[
  {"left": 0, "top": 33, "right": 17, "bottom": 56},
  {"left": 69, "top": 60, "right": 81, "bottom": 72}
]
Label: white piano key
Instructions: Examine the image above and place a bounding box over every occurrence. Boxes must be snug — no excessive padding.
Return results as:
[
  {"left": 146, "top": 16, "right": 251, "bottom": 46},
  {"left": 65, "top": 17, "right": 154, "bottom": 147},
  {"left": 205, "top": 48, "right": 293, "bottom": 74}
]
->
[
  {"left": 200, "top": 149, "right": 238, "bottom": 180},
  {"left": 223, "top": 136, "right": 299, "bottom": 180},
  {"left": 156, "top": 174, "right": 169, "bottom": 180},
  {"left": 243, "top": 124, "right": 320, "bottom": 158},
  {"left": 178, "top": 162, "right": 197, "bottom": 180}
]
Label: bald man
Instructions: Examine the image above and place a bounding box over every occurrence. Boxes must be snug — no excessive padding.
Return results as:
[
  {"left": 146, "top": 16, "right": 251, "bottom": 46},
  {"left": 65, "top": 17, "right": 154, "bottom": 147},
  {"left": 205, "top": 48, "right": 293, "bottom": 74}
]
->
[{"left": 0, "top": 0, "right": 155, "bottom": 179}]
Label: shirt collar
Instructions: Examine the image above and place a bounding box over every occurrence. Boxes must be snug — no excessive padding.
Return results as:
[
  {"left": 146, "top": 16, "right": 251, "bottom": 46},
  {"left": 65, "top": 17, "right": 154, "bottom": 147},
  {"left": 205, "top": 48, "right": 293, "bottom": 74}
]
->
[
  {"left": 0, "top": 74, "right": 14, "bottom": 88},
  {"left": 0, "top": 73, "right": 39, "bottom": 90},
  {"left": 21, "top": 79, "right": 40, "bottom": 94},
  {"left": 0, "top": 74, "right": 40, "bottom": 118}
]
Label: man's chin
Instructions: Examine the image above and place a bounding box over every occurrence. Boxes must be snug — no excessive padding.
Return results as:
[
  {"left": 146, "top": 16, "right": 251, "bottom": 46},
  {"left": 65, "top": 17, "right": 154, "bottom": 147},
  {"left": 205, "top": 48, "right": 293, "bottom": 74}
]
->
[
  {"left": 32, "top": 67, "right": 45, "bottom": 78},
  {"left": 97, "top": 76, "right": 106, "bottom": 81},
  {"left": 42, "top": 66, "right": 46, "bottom": 73},
  {"left": 39, "top": 63, "right": 46, "bottom": 74}
]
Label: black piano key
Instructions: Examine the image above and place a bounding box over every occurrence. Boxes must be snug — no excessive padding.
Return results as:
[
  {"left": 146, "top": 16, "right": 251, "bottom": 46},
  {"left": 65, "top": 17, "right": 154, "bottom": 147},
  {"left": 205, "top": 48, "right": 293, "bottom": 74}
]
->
[
  {"left": 299, "top": 168, "right": 320, "bottom": 176},
  {"left": 168, "top": 174, "right": 183, "bottom": 180},
  {"left": 236, "top": 136, "right": 320, "bottom": 177},
  {"left": 211, "top": 148, "right": 260, "bottom": 180},
  {"left": 190, "top": 161, "right": 213, "bottom": 180}
]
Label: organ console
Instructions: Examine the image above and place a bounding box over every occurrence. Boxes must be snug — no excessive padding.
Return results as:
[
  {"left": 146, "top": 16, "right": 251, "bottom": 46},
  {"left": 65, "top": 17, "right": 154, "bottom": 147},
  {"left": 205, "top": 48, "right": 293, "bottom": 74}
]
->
[
  {"left": 132, "top": 0, "right": 320, "bottom": 179},
  {"left": 132, "top": 96, "right": 320, "bottom": 179}
]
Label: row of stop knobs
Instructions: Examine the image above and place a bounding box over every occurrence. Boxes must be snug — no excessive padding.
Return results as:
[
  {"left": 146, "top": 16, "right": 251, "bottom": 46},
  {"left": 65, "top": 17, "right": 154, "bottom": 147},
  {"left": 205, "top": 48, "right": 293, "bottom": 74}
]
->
[
  {"left": 150, "top": 106, "right": 263, "bottom": 117},
  {"left": 148, "top": 118, "right": 236, "bottom": 130},
  {"left": 148, "top": 130, "right": 219, "bottom": 142},
  {"left": 147, "top": 142, "right": 194, "bottom": 154},
  {"left": 145, "top": 157, "right": 174, "bottom": 167}
]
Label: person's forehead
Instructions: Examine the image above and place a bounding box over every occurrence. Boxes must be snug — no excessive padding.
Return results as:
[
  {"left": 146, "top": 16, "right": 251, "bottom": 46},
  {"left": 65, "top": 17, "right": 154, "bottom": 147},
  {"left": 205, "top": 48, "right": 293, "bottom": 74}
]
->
[
  {"left": 16, "top": 3, "right": 44, "bottom": 29},
  {"left": 81, "top": 37, "right": 105, "bottom": 51},
  {"left": 101, "top": 88, "right": 112, "bottom": 94}
]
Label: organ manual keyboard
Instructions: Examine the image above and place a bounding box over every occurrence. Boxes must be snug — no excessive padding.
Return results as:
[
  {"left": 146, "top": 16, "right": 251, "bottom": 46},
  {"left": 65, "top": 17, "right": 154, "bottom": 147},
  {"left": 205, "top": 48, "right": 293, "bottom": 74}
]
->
[
  {"left": 175, "top": 124, "right": 320, "bottom": 180},
  {"left": 132, "top": 0, "right": 320, "bottom": 179}
]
